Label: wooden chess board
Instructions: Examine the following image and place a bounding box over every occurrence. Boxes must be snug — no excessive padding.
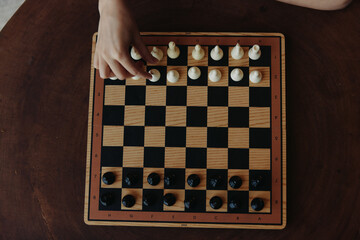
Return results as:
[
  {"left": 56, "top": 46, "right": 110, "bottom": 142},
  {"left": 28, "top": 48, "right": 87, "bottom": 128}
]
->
[{"left": 84, "top": 32, "right": 286, "bottom": 229}]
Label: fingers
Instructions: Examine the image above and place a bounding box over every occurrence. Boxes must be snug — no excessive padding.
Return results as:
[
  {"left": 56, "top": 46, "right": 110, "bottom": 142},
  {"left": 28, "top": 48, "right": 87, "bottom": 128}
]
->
[
  {"left": 133, "top": 34, "right": 158, "bottom": 64},
  {"left": 107, "top": 59, "right": 132, "bottom": 80},
  {"left": 99, "top": 58, "right": 111, "bottom": 79},
  {"left": 119, "top": 53, "right": 152, "bottom": 79}
]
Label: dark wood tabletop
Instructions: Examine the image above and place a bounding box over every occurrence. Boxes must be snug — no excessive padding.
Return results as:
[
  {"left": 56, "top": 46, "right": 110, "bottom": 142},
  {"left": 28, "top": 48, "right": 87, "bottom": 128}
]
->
[{"left": 1, "top": 0, "right": 359, "bottom": 239}]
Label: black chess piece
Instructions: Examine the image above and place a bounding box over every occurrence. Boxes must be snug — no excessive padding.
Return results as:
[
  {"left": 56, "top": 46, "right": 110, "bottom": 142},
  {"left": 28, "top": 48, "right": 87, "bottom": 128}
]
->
[
  {"left": 228, "top": 198, "right": 241, "bottom": 210},
  {"left": 143, "top": 194, "right": 153, "bottom": 207},
  {"left": 100, "top": 192, "right": 114, "bottom": 207},
  {"left": 209, "top": 175, "right": 223, "bottom": 188},
  {"left": 250, "top": 176, "right": 263, "bottom": 189},
  {"left": 184, "top": 196, "right": 196, "bottom": 210},
  {"left": 163, "top": 193, "right": 176, "bottom": 206},
  {"left": 122, "top": 195, "right": 135, "bottom": 208},
  {"left": 251, "top": 198, "right": 264, "bottom": 211},
  {"left": 187, "top": 174, "right": 200, "bottom": 187},
  {"left": 209, "top": 196, "right": 222, "bottom": 209},
  {"left": 164, "top": 173, "right": 176, "bottom": 187},
  {"left": 147, "top": 172, "right": 160, "bottom": 186},
  {"left": 102, "top": 172, "right": 115, "bottom": 185},
  {"left": 124, "top": 173, "right": 138, "bottom": 186},
  {"left": 229, "top": 176, "right": 242, "bottom": 189}
]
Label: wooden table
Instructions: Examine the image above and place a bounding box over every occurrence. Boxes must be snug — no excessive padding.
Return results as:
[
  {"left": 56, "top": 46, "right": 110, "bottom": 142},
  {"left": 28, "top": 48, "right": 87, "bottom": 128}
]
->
[{"left": 1, "top": 0, "right": 359, "bottom": 239}]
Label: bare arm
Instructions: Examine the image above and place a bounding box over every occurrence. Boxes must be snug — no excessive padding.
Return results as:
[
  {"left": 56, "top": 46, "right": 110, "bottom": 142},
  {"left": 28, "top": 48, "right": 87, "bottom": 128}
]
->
[{"left": 277, "top": 0, "right": 352, "bottom": 10}]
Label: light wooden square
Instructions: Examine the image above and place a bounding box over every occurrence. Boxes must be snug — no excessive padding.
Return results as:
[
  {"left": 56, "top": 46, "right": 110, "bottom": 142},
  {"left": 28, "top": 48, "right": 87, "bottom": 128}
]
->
[
  {"left": 249, "top": 191, "right": 271, "bottom": 213},
  {"left": 104, "top": 85, "right": 125, "bottom": 105},
  {"left": 228, "top": 47, "right": 249, "bottom": 67},
  {"left": 166, "top": 66, "right": 187, "bottom": 86},
  {"left": 165, "top": 147, "right": 186, "bottom": 168},
  {"left": 103, "top": 126, "right": 123, "bottom": 146},
  {"left": 163, "top": 189, "right": 185, "bottom": 211},
  {"left": 207, "top": 107, "right": 228, "bottom": 127},
  {"left": 147, "top": 46, "right": 167, "bottom": 66},
  {"left": 228, "top": 128, "right": 249, "bottom": 148},
  {"left": 208, "top": 67, "right": 229, "bottom": 86},
  {"left": 186, "top": 127, "right": 207, "bottom": 148},
  {"left": 123, "top": 147, "right": 144, "bottom": 167},
  {"left": 228, "top": 87, "right": 249, "bottom": 107},
  {"left": 249, "top": 107, "right": 270, "bottom": 128},
  {"left": 143, "top": 168, "right": 164, "bottom": 189},
  {"left": 124, "top": 106, "right": 145, "bottom": 126},
  {"left": 207, "top": 148, "right": 228, "bottom": 169},
  {"left": 249, "top": 67, "right": 270, "bottom": 87},
  {"left": 101, "top": 167, "right": 122, "bottom": 188},
  {"left": 227, "top": 169, "right": 249, "bottom": 191},
  {"left": 187, "top": 86, "right": 207, "bottom": 107},
  {"left": 165, "top": 106, "right": 186, "bottom": 126},
  {"left": 185, "top": 168, "right": 207, "bottom": 190},
  {"left": 249, "top": 148, "right": 271, "bottom": 170},
  {"left": 144, "top": 126, "right": 165, "bottom": 147},
  {"left": 206, "top": 190, "right": 227, "bottom": 212},
  {"left": 146, "top": 86, "right": 166, "bottom": 106},
  {"left": 121, "top": 188, "right": 143, "bottom": 210},
  {"left": 187, "top": 46, "right": 208, "bottom": 66}
]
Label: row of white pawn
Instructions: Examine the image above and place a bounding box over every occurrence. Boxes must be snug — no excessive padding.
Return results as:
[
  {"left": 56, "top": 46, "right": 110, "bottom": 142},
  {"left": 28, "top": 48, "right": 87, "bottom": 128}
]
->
[
  {"left": 147, "top": 67, "right": 262, "bottom": 84},
  {"left": 131, "top": 42, "right": 262, "bottom": 62}
]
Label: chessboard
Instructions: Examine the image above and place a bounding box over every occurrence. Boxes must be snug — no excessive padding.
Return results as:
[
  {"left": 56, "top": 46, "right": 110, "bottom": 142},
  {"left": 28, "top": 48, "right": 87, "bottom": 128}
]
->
[{"left": 84, "top": 32, "right": 286, "bottom": 229}]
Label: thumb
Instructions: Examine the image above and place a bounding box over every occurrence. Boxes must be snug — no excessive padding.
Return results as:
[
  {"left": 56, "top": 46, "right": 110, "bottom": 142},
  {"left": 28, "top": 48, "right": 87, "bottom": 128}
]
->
[{"left": 133, "top": 34, "right": 158, "bottom": 64}]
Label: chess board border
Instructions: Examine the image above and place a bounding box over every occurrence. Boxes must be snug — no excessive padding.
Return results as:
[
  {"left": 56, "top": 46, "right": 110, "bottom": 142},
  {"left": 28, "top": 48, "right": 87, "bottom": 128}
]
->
[{"left": 84, "top": 32, "right": 286, "bottom": 229}]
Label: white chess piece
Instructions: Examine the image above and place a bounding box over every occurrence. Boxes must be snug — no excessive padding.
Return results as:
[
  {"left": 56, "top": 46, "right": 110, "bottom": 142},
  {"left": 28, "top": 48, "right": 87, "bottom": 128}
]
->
[
  {"left": 167, "top": 41, "right": 180, "bottom": 59},
  {"left": 249, "top": 44, "right": 261, "bottom": 60},
  {"left": 130, "top": 46, "right": 142, "bottom": 60},
  {"left": 167, "top": 70, "right": 179, "bottom": 83},
  {"left": 230, "top": 68, "right": 244, "bottom": 82},
  {"left": 151, "top": 47, "right": 163, "bottom": 61},
  {"left": 148, "top": 69, "right": 161, "bottom": 82},
  {"left": 132, "top": 75, "right": 141, "bottom": 80},
  {"left": 192, "top": 44, "right": 205, "bottom": 60},
  {"left": 188, "top": 67, "right": 201, "bottom": 80},
  {"left": 210, "top": 45, "right": 223, "bottom": 61},
  {"left": 249, "top": 70, "right": 262, "bottom": 83},
  {"left": 231, "top": 43, "right": 244, "bottom": 60},
  {"left": 109, "top": 77, "right": 117, "bottom": 80},
  {"left": 209, "top": 69, "right": 222, "bottom": 82}
]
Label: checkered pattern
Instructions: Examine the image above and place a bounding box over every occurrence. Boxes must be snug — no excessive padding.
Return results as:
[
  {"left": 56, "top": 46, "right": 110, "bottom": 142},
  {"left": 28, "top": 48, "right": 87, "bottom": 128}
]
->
[{"left": 99, "top": 44, "right": 272, "bottom": 213}]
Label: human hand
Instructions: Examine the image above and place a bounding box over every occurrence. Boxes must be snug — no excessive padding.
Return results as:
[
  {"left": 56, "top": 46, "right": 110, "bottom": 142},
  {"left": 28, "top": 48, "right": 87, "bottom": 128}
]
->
[{"left": 94, "top": 0, "right": 158, "bottom": 79}]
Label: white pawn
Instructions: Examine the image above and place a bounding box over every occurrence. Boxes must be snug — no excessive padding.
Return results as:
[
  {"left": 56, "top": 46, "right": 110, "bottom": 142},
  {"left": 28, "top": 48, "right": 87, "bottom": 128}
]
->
[
  {"left": 210, "top": 45, "right": 223, "bottom": 61},
  {"left": 231, "top": 43, "right": 244, "bottom": 60},
  {"left": 188, "top": 67, "right": 201, "bottom": 80},
  {"left": 167, "top": 70, "right": 179, "bottom": 83},
  {"left": 249, "top": 44, "right": 261, "bottom": 60},
  {"left": 130, "top": 46, "right": 142, "bottom": 60},
  {"left": 230, "top": 68, "right": 244, "bottom": 82},
  {"left": 192, "top": 44, "right": 205, "bottom": 60},
  {"left": 250, "top": 70, "right": 262, "bottom": 83},
  {"left": 132, "top": 75, "right": 141, "bottom": 80},
  {"left": 109, "top": 77, "right": 117, "bottom": 80},
  {"left": 148, "top": 69, "right": 160, "bottom": 82},
  {"left": 151, "top": 47, "right": 163, "bottom": 61},
  {"left": 209, "top": 69, "right": 222, "bottom": 82},
  {"left": 167, "top": 41, "right": 180, "bottom": 59}
]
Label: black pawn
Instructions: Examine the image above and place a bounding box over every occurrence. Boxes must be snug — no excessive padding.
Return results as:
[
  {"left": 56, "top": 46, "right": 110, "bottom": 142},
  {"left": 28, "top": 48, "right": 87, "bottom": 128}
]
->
[
  {"left": 124, "top": 173, "right": 138, "bottom": 186},
  {"left": 228, "top": 198, "right": 241, "bottom": 210},
  {"left": 187, "top": 174, "right": 200, "bottom": 187},
  {"left": 250, "top": 176, "right": 263, "bottom": 189},
  {"left": 209, "top": 175, "right": 223, "bottom": 188},
  {"left": 251, "top": 198, "right": 264, "bottom": 211},
  {"left": 147, "top": 172, "right": 160, "bottom": 186},
  {"left": 102, "top": 172, "right": 115, "bottom": 185},
  {"left": 163, "top": 193, "right": 176, "bottom": 206},
  {"left": 229, "top": 176, "right": 242, "bottom": 189},
  {"left": 209, "top": 196, "right": 222, "bottom": 209},
  {"left": 143, "top": 194, "right": 153, "bottom": 207},
  {"left": 100, "top": 192, "right": 114, "bottom": 206},
  {"left": 184, "top": 196, "right": 196, "bottom": 210},
  {"left": 122, "top": 194, "right": 135, "bottom": 208},
  {"left": 164, "top": 173, "right": 176, "bottom": 187}
]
